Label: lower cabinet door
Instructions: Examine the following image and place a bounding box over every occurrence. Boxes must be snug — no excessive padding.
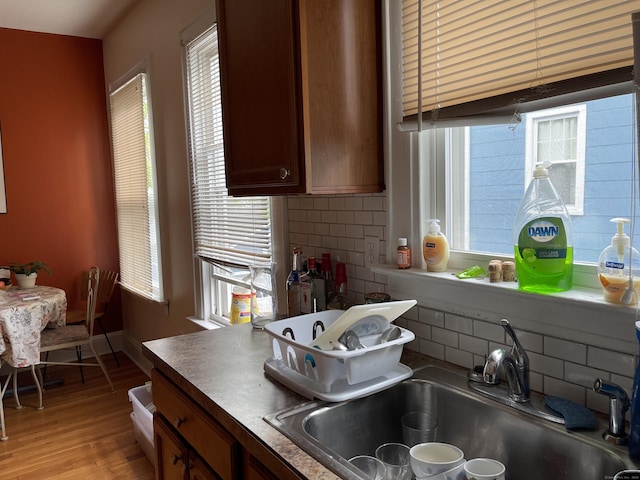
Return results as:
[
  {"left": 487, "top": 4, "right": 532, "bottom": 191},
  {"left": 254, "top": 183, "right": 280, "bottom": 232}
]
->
[
  {"left": 155, "top": 415, "right": 188, "bottom": 480},
  {"left": 189, "top": 452, "right": 220, "bottom": 480}
]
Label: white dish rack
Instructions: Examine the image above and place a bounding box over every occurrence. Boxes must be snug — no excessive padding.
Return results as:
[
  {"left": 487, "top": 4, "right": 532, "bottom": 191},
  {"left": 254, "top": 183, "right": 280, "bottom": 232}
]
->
[{"left": 264, "top": 309, "right": 415, "bottom": 401}]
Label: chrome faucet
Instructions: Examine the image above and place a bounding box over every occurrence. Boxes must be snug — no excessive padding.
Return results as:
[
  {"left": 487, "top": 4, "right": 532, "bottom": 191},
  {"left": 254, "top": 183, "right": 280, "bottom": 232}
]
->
[
  {"left": 482, "top": 319, "right": 530, "bottom": 403},
  {"left": 593, "top": 379, "right": 629, "bottom": 445}
]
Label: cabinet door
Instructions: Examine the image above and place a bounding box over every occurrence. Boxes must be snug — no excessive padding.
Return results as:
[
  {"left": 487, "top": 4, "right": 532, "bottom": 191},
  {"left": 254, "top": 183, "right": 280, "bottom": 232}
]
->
[
  {"left": 300, "top": 0, "right": 383, "bottom": 194},
  {"left": 217, "top": 0, "right": 305, "bottom": 195},
  {"left": 154, "top": 415, "right": 188, "bottom": 480},
  {"left": 189, "top": 452, "right": 220, "bottom": 480}
]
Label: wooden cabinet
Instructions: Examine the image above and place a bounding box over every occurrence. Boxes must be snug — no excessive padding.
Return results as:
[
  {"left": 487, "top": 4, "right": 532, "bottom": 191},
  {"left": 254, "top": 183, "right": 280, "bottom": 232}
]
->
[
  {"left": 216, "top": 0, "right": 383, "bottom": 196},
  {"left": 152, "top": 369, "right": 299, "bottom": 480},
  {"left": 154, "top": 415, "right": 218, "bottom": 480},
  {"left": 152, "top": 369, "right": 238, "bottom": 479}
]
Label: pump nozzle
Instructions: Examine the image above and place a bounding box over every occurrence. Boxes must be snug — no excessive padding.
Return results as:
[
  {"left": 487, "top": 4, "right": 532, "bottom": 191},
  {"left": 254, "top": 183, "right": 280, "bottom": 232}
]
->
[{"left": 610, "top": 218, "right": 631, "bottom": 261}]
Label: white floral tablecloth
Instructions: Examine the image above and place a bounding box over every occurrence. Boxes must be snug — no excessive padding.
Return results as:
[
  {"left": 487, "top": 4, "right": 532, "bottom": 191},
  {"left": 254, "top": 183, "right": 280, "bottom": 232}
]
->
[{"left": 0, "top": 286, "right": 67, "bottom": 368}]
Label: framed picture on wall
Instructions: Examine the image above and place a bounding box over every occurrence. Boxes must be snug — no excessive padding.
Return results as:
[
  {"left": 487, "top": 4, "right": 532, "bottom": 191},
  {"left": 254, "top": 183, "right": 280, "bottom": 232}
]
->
[{"left": 0, "top": 125, "right": 6, "bottom": 213}]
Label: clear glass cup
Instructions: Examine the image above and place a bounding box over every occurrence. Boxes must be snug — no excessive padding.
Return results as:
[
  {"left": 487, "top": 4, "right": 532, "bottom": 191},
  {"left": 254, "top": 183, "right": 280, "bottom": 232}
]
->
[
  {"left": 401, "top": 411, "right": 438, "bottom": 446},
  {"left": 374, "top": 442, "right": 412, "bottom": 480},
  {"left": 249, "top": 263, "right": 277, "bottom": 329},
  {"left": 348, "top": 455, "right": 386, "bottom": 480}
]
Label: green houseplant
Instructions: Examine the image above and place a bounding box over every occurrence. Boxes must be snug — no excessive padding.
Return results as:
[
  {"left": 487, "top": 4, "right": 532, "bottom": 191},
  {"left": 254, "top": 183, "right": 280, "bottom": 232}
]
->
[{"left": 9, "top": 261, "right": 51, "bottom": 288}]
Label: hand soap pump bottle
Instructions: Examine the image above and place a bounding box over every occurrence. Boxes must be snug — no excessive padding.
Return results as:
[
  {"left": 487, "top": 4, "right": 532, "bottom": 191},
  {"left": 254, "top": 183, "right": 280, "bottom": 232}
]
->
[
  {"left": 598, "top": 218, "right": 640, "bottom": 305},
  {"left": 513, "top": 162, "right": 573, "bottom": 293},
  {"left": 423, "top": 219, "right": 450, "bottom": 272}
]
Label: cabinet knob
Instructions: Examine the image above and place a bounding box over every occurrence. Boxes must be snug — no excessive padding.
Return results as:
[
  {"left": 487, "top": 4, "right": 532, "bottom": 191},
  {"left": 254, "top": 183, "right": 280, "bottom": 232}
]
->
[
  {"left": 279, "top": 167, "right": 291, "bottom": 179},
  {"left": 174, "top": 416, "right": 186, "bottom": 428},
  {"left": 170, "top": 453, "right": 183, "bottom": 466}
]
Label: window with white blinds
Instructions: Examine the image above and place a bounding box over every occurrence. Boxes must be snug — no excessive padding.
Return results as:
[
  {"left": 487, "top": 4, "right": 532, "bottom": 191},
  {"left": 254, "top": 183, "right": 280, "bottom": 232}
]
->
[
  {"left": 109, "top": 72, "right": 164, "bottom": 301},
  {"left": 402, "top": 0, "right": 636, "bottom": 128},
  {"left": 186, "top": 25, "right": 273, "bottom": 271}
]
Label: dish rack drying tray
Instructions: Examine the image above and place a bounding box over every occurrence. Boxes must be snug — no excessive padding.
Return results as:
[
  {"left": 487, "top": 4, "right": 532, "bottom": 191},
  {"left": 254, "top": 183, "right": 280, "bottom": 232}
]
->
[{"left": 264, "top": 310, "right": 414, "bottom": 401}]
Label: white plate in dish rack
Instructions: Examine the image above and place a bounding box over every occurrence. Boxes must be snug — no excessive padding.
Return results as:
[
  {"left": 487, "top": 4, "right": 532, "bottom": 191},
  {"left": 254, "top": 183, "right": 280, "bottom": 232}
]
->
[
  {"left": 308, "top": 299, "right": 417, "bottom": 351},
  {"left": 264, "top": 357, "right": 413, "bottom": 402}
]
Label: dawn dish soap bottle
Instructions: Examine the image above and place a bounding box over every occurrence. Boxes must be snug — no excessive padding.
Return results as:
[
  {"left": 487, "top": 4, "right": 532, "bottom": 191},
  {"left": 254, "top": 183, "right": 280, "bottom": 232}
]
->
[
  {"left": 513, "top": 162, "right": 573, "bottom": 293},
  {"left": 598, "top": 218, "right": 640, "bottom": 305}
]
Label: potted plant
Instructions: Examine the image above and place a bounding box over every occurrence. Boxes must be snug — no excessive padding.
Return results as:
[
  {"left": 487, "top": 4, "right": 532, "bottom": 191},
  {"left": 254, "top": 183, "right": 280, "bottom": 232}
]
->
[{"left": 9, "top": 261, "right": 51, "bottom": 288}]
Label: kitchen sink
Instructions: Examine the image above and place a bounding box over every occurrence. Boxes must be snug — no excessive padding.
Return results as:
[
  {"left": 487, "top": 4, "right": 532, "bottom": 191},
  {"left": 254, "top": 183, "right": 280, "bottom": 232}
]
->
[{"left": 265, "top": 364, "right": 637, "bottom": 479}]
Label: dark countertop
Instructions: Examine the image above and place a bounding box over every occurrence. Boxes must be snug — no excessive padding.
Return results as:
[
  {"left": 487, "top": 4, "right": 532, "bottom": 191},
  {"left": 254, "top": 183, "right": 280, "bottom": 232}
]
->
[{"left": 142, "top": 322, "right": 431, "bottom": 479}]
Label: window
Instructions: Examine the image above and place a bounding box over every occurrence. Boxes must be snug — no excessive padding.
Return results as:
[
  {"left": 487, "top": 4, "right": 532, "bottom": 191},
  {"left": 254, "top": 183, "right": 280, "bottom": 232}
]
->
[
  {"left": 525, "top": 105, "right": 586, "bottom": 216},
  {"left": 394, "top": 0, "right": 637, "bottom": 287},
  {"left": 438, "top": 94, "right": 634, "bottom": 266},
  {"left": 184, "top": 20, "right": 278, "bottom": 325},
  {"left": 109, "top": 70, "right": 164, "bottom": 301}
]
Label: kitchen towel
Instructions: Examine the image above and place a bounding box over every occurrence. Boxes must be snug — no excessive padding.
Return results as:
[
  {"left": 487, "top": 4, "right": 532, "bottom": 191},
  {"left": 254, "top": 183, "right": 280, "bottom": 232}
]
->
[{"left": 545, "top": 395, "right": 599, "bottom": 431}]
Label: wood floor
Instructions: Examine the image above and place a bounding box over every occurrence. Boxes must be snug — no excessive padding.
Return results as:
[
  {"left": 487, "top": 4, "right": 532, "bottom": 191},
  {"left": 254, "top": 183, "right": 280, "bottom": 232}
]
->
[{"left": 0, "top": 354, "right": 155, "bottom": 480}]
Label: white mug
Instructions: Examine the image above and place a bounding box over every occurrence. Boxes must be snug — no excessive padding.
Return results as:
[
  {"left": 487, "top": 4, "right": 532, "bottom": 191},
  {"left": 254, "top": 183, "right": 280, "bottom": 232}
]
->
[{"left": 464, "top": 458, "right": 506, "bottom": 480}]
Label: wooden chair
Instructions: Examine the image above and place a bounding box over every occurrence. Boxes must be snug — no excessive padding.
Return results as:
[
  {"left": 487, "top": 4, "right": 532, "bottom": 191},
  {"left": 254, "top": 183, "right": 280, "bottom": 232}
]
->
[
  {"left": 66, "top": 269, "right": 120, "bottom": 367},
  {"left": 38, "top": 267, "right": 114, "bottom": 392}
]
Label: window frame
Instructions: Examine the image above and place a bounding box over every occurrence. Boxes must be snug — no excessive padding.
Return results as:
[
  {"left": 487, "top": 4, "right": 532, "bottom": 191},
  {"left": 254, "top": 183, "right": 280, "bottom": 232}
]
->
[
  {"left": 525, "top": 105, "right": 587, "bottom": 216},
  {"left": 108, "top": 63, "right": 165, "bottom": 303},
  {"left": 182, "top": 11, "right": 287, "bottom": 327}
]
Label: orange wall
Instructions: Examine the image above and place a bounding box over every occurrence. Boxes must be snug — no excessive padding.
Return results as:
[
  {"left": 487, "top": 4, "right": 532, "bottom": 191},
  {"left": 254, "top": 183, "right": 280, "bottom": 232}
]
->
[{"left": 0, "top": 28, "right": 121, "bottom": 328}]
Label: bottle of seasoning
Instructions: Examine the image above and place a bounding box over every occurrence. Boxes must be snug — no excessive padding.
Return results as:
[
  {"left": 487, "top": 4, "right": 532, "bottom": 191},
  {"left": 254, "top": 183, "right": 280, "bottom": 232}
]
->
[
  {"left": 286, "top": 247, "right": 302, "bottom": 317},
  {"left": 300, "top": 256, "right": 326, "bottom": 313},
  {"left": 397, "top": 238, "right": 411, "bottom": 269}
]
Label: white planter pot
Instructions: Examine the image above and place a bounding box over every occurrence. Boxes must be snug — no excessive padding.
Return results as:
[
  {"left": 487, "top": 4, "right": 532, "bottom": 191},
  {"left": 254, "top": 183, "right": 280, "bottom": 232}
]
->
[{"left": 16, "top": 273, "right": 37, "bottom": 288}]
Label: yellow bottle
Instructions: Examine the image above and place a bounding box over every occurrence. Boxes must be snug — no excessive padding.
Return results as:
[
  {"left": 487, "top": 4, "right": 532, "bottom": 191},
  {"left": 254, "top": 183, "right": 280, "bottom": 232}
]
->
[{"left": 423, "top": 219, "right": 450, "bottom": 272}]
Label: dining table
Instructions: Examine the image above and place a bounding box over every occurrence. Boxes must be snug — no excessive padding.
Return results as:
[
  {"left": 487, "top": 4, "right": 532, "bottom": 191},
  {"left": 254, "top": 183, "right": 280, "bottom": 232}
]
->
[
  {"left": 0, "top": 285, "right": 67, "bottom": 368},
  {"left": 0, "top": 285, "right": 67, "bottom": 440}
]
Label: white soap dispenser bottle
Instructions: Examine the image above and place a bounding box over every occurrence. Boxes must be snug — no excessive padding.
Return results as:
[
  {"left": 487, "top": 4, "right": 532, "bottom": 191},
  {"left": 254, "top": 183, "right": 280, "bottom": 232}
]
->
[{"left": 598, "top": 217, "right": 640, "bottom": 305}]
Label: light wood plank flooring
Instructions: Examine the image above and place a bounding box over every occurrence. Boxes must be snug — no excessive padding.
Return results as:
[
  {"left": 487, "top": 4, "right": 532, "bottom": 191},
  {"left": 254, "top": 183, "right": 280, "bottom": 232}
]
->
[{"left": 0, "top": 354, "right": 155, "bottom": 480}]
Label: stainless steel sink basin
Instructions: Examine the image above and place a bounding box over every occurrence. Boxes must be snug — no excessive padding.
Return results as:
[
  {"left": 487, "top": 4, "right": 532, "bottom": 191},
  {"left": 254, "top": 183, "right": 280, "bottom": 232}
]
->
[{"left": 265, "top": 364, "right": 637, "bottom": 479}]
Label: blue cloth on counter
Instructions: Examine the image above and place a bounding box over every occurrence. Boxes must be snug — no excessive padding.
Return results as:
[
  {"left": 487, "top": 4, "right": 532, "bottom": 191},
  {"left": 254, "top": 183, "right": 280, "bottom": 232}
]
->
[{"left": 545, "top": 395, "right": 599, "bottom": 431}]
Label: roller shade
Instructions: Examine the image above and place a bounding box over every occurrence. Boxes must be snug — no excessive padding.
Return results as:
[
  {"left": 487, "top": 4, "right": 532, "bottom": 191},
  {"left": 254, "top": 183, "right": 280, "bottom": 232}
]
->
[{"left": 402, "top": 0, "right": 636, "bottom": 129}]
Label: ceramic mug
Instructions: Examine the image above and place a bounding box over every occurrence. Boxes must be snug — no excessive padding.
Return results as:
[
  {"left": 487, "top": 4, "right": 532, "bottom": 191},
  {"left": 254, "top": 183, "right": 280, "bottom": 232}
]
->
[{"left": 463, "top": 458, "right": 506, "bottom": 480}]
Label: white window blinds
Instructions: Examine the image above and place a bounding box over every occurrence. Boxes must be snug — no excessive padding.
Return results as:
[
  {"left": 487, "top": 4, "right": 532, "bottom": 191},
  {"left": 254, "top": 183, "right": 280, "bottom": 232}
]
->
[
  {"left": 186, "top": 26, "right": 273, "bottom": 268},
  {"left": 402, "top": 0, "right": 636, "bottom": 128},
  {"left": 109, "top": 73, "right": 163, "bottom": 301}
]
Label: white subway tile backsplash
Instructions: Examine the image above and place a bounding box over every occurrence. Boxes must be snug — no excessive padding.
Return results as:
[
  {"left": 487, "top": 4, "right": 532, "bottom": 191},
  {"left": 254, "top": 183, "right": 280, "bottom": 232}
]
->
[
  {"left": 286, "top": 193, "right": 634, "bottom": 413},
  {"left": 564, "top": 362, "right": 609, "bottom": 389},
  {"left": 544, "top": 376, "right": 585, "bottom": 405},
  {"left": 588, "top": 347, "right": 636, "bottom": 377},
  {"left": 445, "top": 314, "right": 473, "bottom": 335},
  {"left": 473, "top": 321, "right": 505, "bottom": 343},
  {"left": 528, "top": 351, "right": 564, "bottom": 378},
  {"left": 419, "top": 339, "right": 445, "bottom": 360},
  {"left": 544, "top": 337, "right": 587, "bottom": 364},
  {"left": 419, "top": 307, "right": 445, "bottom": 328},
  {"left": 445, "top": 346, "right": 473, "bottom": 369},
  {"left": 432, "top": 327, "right": 458, "bottom": 347},
  {"left": 459, "top": 334, "right": 489, "bottom": 356}
]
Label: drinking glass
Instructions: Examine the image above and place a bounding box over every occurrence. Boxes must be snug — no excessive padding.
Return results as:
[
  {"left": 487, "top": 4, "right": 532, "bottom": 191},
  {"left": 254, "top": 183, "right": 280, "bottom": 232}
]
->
[{"left": 249, "top": 263, "right": 277, "bottom": 329}]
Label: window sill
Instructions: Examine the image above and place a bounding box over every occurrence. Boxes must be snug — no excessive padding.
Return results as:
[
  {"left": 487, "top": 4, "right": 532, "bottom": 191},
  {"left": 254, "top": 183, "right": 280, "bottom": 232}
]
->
[{"left": 371, "top": 264, "right": 638, "bottom": 355}]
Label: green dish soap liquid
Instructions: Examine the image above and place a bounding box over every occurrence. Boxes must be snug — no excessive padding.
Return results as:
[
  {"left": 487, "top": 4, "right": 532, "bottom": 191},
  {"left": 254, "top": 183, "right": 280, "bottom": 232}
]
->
[{"left": 513, "top": 163, "right": 573, "bottom": 293}]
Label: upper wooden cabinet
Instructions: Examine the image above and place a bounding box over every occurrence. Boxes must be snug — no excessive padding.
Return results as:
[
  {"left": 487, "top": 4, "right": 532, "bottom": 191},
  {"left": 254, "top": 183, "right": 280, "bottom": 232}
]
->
[{"left": 216, "top": 0, "right": 384, "bottom": 196}]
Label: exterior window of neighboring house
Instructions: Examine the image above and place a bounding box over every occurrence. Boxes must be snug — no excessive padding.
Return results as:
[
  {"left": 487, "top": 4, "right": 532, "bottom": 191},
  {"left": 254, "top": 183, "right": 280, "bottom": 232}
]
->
[
  {"left": 525, "top": 105, "right": 587, "bottom": 216},
  {"left": 184, "top": 20, "right": 279, "bottom": 325},
  {"left": 109, "top": 70, "right": 164, "bottom": 302}
]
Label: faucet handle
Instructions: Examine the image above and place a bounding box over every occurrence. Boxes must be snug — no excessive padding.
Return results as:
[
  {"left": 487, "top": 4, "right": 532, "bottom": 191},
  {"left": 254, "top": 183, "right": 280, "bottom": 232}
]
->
[{"left": 500, "top": 319, "right": 529, "bottom": 365}]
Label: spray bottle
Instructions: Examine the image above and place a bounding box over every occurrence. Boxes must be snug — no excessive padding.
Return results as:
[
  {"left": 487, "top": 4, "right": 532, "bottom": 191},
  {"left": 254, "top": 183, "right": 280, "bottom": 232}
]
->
[{"left": 598, "top": 218, "right": 640, "bottom": 305}]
